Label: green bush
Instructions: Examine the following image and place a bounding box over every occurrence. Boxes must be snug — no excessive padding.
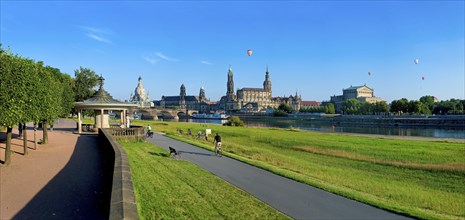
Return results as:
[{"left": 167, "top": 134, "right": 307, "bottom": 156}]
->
[
  {"left": 273, "top": 110, "right": 288, "bottom": 117},
  {"left": 223, "top": 116, "right": 245, "bottom": 126}
]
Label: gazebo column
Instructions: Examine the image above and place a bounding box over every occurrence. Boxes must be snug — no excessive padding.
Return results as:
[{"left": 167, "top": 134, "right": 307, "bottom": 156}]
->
[
  {"left": 120, "top": 110, "right": 124, "bottom": 126},
  {"left": 123, "top": 110, "right": 126, "bottom": 127},
  {"left": 101, "top": 109, "right": 104, "bottom": 129},
  {"left": 78, "top": 109, "right": 82, "bottom": 134}
]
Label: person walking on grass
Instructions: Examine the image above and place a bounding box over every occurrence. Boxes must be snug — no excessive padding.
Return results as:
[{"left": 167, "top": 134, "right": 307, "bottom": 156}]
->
[{"left": 214, "top": 133, "right": 222, "bottom": 157}]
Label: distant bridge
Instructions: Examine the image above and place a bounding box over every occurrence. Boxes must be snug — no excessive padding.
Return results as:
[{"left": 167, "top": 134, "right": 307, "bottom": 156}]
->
[{"left": 131, "top": 108, "right": 197, "bottom": 120}]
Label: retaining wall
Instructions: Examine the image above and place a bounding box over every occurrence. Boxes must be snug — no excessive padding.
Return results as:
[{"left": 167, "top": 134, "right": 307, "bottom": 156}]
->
[{"left": 99, "top": 128, "right": 139, "bottom": 220}]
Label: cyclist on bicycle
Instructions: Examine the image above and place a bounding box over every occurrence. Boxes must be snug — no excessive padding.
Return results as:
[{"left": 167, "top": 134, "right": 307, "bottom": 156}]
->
[
  {"left": 146, "top": 124, "right": 153, "bottom": 138},
  {"left": 214, "top": 133, "right": 222, "bottom": 157}
]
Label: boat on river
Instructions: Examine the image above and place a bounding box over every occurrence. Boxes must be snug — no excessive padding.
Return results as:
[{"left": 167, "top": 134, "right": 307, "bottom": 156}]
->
[{"left": 192, "top": 113, "right": 230, "bottom": 120}]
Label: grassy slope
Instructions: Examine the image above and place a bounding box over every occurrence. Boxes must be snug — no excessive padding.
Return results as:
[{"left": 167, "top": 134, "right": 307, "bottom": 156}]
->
[
  {"left": 120, "top": 141, "right": 290, "bottom": 220},
  {"left": 133, "top": 120, "right": 465, "bottom": 220}
]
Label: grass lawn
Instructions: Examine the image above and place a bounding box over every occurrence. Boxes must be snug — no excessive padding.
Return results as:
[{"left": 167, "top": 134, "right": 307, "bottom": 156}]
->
[
  {"left": 120, "top": 141, "right": 290, "bottom": 220},
  {"left": 133, "top": 120, "right": 465, "bottom": 220}
]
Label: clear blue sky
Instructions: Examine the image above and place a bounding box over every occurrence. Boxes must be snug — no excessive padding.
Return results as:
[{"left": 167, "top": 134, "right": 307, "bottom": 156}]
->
[{"left": 1, "top": 1, "right": 464, "bottom": 103}]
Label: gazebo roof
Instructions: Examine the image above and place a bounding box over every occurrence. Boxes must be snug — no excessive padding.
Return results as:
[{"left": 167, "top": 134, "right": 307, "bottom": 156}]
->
[{"left": 74, "top": 75, "right": 138, "bottom": 109}]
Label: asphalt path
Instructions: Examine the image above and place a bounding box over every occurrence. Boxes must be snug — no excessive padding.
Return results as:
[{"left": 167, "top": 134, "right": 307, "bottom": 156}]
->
[{"left": 148, "top": 133, "right": 410, "bottom": 220}]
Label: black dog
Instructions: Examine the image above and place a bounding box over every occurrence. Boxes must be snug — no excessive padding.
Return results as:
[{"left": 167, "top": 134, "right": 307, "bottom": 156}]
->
[{"left": 169, "top": 146, "right": 180, "bottom": 159}]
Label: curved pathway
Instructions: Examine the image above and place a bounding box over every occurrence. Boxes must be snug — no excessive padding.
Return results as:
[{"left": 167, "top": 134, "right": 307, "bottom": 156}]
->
[{"left": 149, "top": 133, "right": 411, "bottom": 220}]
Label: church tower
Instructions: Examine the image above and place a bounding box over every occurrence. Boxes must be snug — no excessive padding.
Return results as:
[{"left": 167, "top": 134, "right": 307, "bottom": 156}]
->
[
  {"left": 180, "top": 84, "right": 186, "bottom": 109},
  {"left": 226, "top": 65, "right": 236, "bottom": 101},
  {"left": 263, "top": 65, "right": 272, "bottom": 95},
  {"left": 199, "top": 87, "right": 206, "bottom": 101}
]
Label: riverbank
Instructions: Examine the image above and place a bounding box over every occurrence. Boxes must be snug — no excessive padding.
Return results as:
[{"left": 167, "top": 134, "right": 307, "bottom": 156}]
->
[{"left": 134, "top": 120, "right": 465, "bottom": 219}]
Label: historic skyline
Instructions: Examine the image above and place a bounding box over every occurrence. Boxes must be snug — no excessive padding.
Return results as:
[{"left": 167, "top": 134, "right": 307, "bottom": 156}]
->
[{"left": 1, "top": 1, "right": 463, "bottom": 102}]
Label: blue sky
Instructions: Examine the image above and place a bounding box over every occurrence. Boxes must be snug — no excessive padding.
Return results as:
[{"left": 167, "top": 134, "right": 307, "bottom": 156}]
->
[{"left": 1, "top": 1, "right": 464, "bottom": 103}]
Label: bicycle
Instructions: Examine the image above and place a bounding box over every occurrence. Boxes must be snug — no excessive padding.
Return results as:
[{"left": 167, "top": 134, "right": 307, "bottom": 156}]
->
[
  {"left": 215, "top": 142, "right": 222, "bottom": 157},
  {"left": 146, "top": 130, "right": 154, "bottom": 138}
]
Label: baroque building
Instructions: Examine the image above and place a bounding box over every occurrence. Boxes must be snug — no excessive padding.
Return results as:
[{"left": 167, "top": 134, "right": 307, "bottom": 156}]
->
[
  {"left": 129, "top": 76, "right": 152, "bottom": 107},
  {"left": 160, "top": 84, "right": 210, "bottom": 112},
  {"left": 218, "top": 66, "right": 301, "bottom": 112},
  {"left": 330, "top": 85, "right": 384, "bottom": 113}
]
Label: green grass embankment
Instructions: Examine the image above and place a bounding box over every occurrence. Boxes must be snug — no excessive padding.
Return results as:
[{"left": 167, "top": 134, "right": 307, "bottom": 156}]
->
[
  {"left": 133, "top": 120, "right": 465, "bottom": 220},
  {"left": 120, "top": 141, "right": 290, "bottom": 220}
]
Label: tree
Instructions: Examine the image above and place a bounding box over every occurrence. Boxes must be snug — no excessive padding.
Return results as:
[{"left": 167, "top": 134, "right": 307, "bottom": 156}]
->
[
  {"left": 408, "top": 100, "right": 422, "bottom": 114},
  {"left": 390, "top": 98, "right": 409, "bottom": 114},
  {"left": 278, "top": 103, "right": 294, "bottom": 113},
  {"left": 374, "top": 101, "right": 389, "bottom": 114},
  {"left": 223, "top": 116, "right": 245, "bottom": 127},
  {"left": 419, "top": 95, "right": 435, "bottom": 113},
  {"left": 50, "top": 68, "right": 74, "bottom": 117},
  {"left": 0, "top": 50, "right": 35, "bottom": 163},
  {"left": 73, "top": 67, "right": 99, "bottom": 102},
  {"left": 342, "top": 99, "right": 361, "bottom": 114},
  {"left": 323, "top": 103, "right": 335, "bottom": 114}
]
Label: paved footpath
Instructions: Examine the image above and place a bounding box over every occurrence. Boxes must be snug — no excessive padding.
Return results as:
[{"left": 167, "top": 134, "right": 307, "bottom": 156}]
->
[
  {"left": 149, "top": 133, "right": 411, "bottom": 220},
  {"left": 0, "top": 119, "right": 110, "bottom": 219}
]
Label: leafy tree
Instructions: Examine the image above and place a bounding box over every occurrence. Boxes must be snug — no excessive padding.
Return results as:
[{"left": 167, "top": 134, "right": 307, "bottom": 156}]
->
[
  {"left": 359, "top": 102, "right": 373, "bottom": 115},
  {"left": 390, "top": 98, "right": 409, "bottom": 114},
  {"left": 223, "top": 116, "right": 245, "bottom": 127},
  {"left": 374, "top": 101, "right": 389, "bottom": 114},
  {"left": 408, "top": 100, "right": 422, "bottom": 114},
  {"left": 50, "top": 68, "right": 74, "bottom": 117},
  {"left": 273, "top": 110, "right": 288, "bottom": 117},
  {"left": 323, "top": 103, "right": 335, "bottom": 114},
  {"left": 278, "top": 103, "right": 294, "bottom": 113},
  {"left": 419, "top": 95, "right": 435, "bottom": 113},
  {"left": 342, "top": 98, "right": 361, "bottom": 114},
  {"left": 73, "top": 67, "right": 99, "bottom": 102},
  {"left": 0, "top": 50, "right": 37, "bottom": 163}
]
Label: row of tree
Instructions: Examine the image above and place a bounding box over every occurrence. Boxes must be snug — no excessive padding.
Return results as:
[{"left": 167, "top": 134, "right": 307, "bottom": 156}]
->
[
  {"left": 390, "top": 96, "right": 465, "bottom": 115},
  {"left": 0, "top": 47, "right": 94, "bottom": 165},
  {"left": 299, "top": 103, "right": 335, "bottom": 114},
  {"left": 276, "top": 96, "right": 464, "bottom": 116}
]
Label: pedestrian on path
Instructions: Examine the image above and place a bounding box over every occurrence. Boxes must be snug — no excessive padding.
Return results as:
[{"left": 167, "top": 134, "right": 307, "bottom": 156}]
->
[{"left": 18, "top": 123, "right": 23, "bottom": 138}]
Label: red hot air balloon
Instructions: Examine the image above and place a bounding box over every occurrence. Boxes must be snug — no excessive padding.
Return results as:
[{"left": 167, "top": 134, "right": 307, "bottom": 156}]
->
[{"left": 247, "top": 49, "right": 253, "bottom": 56}]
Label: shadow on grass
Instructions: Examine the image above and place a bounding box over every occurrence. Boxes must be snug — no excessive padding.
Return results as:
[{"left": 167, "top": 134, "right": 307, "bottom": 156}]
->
[{"left": 148, "top": 151, "right": 169, "bottom": 157}]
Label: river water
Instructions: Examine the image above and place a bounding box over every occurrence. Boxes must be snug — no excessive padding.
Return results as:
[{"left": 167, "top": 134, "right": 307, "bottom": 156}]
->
[{"left": 162, "top": 117, "right": 465, "bottom": 139}]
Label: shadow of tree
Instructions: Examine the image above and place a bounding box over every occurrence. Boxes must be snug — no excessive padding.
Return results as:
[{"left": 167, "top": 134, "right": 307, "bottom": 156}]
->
[{"left": 13, "top": 134, "right": 112, "bottom": 219}]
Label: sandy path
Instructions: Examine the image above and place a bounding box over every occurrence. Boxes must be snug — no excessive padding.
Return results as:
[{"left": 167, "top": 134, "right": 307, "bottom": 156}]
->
[{"left": 0, "top": 119, "right": 110, "bottom": 219}]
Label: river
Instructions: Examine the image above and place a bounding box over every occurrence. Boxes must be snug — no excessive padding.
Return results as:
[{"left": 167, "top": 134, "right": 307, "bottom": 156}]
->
[{"left": 161, "top": 117, "right": 465, "bottom": 139}]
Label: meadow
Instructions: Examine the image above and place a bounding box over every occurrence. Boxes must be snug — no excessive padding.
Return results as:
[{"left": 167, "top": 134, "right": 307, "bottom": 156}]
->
[
  {"left": 119, "top": 141, "right": 290, "bottom": 219},
  {"left": 133, "top": 120, "right": 465, "bottom": 219}
]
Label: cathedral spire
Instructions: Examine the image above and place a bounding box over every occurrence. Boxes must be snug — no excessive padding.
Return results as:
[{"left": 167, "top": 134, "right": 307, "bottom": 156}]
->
[
  {"left": 227, "top": 66, "right": 235, "bottom": 100},
  {"left": 263, "top": 65, "right": 272, "bottom": 93}
]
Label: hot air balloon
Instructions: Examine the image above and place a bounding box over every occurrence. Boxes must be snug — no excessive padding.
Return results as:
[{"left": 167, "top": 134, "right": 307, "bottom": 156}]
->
[
  {"left": 247, "top": 49, "right": 253, "bottom": 56},
  {"left": 422, "top": 76, "right": 425, "bottom": 80},
  {"left": 414, "top": 59, "right": 419, "bottom": 64},
  {"left": 368, "top": 72, "right": 372, "bottom": 76}
]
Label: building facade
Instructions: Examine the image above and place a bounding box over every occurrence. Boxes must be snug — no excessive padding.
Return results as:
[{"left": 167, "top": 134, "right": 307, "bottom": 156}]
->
[
  {"left": 129, "top": 76, "right": 152, "bottom": 107},
  {"left": 160, "top": 84, "right": 210, "bottom": 112},
  {"left": 330, "top": 85, "right": 384, "bottom": 113},
  {"left": 218, "top": 66, "right": 301, "bottom": 112}
]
